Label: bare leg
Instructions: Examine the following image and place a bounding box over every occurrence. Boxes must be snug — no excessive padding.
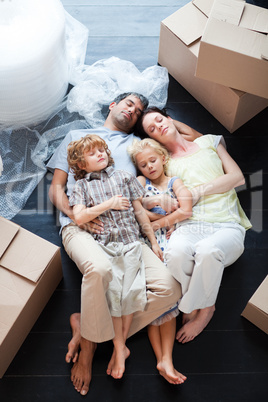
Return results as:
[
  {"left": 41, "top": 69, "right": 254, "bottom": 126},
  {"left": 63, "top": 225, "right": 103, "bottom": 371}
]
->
[
  {"left": 66, "top": 313, "right": 81, "bottom": 363},
  {"left": 107, "top": 315, "right": 132, "bottom": 379},
  {"left": 148, "top": 318, "right": 187, "bottom": 385},
  {"left": 71, "top": 336, "right": 97, "bottom": 396},
  {"left": 176, "top": 305, "right": 215, "bottom": 344}
]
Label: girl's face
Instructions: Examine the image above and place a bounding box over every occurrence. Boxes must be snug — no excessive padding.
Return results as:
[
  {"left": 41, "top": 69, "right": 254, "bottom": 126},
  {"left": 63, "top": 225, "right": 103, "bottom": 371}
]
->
[
  {"left": 80, "top": 146, "right": 109, "bottom": 173},
  {"left": 142, "top": 112, "right": 176, "bottom": 145},
  {"left": 135, "top": 147, "right": 166, "bottom": 181}
]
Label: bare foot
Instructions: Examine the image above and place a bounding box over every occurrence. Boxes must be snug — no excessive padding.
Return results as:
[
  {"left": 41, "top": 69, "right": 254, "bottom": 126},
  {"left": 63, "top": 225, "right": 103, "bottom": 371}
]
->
[
  {"left": 107, "top": 346, "right": 130, "bottom": 379},
  {"left": 66, "top": 313, "right": 81, "bottom": 363},
  {"left": 181, "top": 310, "right": 199, "bottom": 325},
  {"left": 157, "top": 360, "right": 187, "bottom": 385},
  {"left": 71, "top": 337, "right": 96, "bottom": 396},
  {"left": 176, "top": 306, "right": 215, "bottom": 344}
]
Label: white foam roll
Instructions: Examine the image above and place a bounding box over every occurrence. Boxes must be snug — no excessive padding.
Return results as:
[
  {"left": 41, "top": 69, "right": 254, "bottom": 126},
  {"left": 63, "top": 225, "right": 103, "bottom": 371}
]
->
[{"left": 0, "top": 0, "right": 69, "bottom": 127}]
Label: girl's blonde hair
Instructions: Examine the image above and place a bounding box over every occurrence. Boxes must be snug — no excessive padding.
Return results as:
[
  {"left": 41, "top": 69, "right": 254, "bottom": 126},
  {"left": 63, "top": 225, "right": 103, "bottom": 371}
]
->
[
  {"left": 128, "top": 138, "right": 170, "bottom": 173},
  {"left": 67, "top": 134, "right": 114, "bottom": 181}
]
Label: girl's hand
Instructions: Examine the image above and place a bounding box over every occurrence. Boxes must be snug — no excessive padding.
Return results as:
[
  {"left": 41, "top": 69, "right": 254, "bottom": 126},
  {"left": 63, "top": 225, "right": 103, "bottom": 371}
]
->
[
  {"left": 159, "top": 194, "right": 179, "bottom": 213},
  {"left": 110, "top": 195, "right": 130, "bottom": 210},
  {"left": 166, "top": 225, "right": 176, "bottom": 239},
  {"left": 152, "top": 243, "right": 164, "bottom": 261},
  {"left": 190, "top": 187, "right": 202, "bottom": 206}
]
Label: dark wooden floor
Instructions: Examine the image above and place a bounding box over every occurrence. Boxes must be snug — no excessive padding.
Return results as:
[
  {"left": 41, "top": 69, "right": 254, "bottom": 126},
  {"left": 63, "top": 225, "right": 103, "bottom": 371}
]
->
[{"left": 1, "top": 1, "right": 268, "bottom": 401}]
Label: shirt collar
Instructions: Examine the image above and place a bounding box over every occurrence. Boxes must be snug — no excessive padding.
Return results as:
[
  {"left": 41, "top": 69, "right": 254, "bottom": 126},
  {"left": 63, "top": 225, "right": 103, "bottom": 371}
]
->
[{"left": 85, "top": 165, "right": 115, "bottom": 181}]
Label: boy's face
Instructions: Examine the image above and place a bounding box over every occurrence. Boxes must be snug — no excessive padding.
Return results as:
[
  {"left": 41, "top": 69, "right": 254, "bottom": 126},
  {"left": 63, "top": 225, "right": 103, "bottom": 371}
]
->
[{"left": 80, "top": 146, "right": 109, "bottom": 173}]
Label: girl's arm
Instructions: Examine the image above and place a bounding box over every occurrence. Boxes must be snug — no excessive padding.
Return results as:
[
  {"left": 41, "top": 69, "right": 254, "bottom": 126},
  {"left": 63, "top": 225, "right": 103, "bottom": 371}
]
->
[
  {"left": 191, "top": 144, "right": 245, "bottom": 202},
  {"left": 132, "top": 198, "right": 163, "bottom": 261},
  {"left": 137, "top": 175, "right": 179, "bottom": 214},
  {"left": 150, "top": 179, "right": 192, "bottom": 231},
  {"left": 72, "top": 195, "right": 130, "bottom": 226}
]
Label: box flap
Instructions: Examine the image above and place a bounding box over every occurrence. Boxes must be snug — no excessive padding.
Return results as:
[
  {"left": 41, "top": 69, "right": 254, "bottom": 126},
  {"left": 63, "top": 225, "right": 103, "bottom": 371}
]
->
[
  {"left": 261, "top": 35, "right": 268, "bottom": 60},
  {"left": 210, "top": 0, "right": 245, "bottom": 26},
  {"left": 0, "top": 226, "right": 59, "bottom": 283},
  {"left": 240, "top": 2, "right": 268, "bottom": 34},
  {"left": 192, "top": 0, "right": 214, "bottom": 18},
  {"left": 249, "top": 275, "right": 268, "bottom": 315},
  {"left": 0, "top": 217, "right": 19, "bottom": 258},
  {"left": 163, "top": 1, "right": 208, "bottom": 46}
]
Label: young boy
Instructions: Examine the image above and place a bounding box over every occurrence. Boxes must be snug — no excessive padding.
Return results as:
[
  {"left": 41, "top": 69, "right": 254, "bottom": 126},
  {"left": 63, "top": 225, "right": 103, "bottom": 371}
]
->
[{"left": 67, "top": 134, "right": 163, "bottom": 380}]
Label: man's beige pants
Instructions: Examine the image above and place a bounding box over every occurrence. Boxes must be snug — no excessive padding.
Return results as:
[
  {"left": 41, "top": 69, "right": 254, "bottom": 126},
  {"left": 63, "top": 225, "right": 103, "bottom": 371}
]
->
[{"left": 62, "top": 223, "right": 181, "bottom": 343}]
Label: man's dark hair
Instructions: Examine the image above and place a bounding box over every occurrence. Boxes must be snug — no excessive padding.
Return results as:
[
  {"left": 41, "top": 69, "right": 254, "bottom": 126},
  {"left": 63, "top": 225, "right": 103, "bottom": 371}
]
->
[
  {"left": 134, "top": 106, "right": 169, "bottom": 139},
  {"left": 112, "top": 92, "right": 149, "bottom": 109}
]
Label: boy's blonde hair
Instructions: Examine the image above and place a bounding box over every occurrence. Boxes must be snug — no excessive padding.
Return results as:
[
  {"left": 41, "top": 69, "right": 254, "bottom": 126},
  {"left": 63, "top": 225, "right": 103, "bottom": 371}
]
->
[
  {"left": 67, "top": 134, "right": 114, "bottom": 181},
  {"left": 128, "top": 138, "right": 170, "bottom": 173}
]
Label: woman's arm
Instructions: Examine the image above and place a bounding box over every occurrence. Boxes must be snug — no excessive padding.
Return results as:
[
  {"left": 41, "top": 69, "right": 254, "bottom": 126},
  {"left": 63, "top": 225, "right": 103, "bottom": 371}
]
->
[
  {"left": 132, "top": 199, "right": 163, "bottom": 261},
  {"left": 72, "top": 195, "right": 130, "bottom": 226},
  {"left": 191, "top": 144, "right": 245, "bottom": 200},
  {"left": 150, "top": 179, "right": 192, "bottom": 231}
]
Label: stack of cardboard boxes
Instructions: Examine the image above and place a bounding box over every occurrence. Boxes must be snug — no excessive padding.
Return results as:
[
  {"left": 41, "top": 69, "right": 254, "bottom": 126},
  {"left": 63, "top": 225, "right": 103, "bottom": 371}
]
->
[{"left": 158, "top": 0, "right": 268, "bottom": 132}]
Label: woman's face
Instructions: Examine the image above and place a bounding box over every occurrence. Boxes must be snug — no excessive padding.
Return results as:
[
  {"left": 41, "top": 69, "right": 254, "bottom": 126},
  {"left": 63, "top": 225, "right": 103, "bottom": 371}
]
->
[{"left": 142, "top": 112, "right": 176, "bottom": 145}]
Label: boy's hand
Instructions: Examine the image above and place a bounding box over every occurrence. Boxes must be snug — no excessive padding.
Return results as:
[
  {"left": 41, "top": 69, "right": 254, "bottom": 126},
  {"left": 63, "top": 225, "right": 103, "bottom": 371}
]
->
[
  {"left": 152, "top": 243, "right": 164, "bottom": 261},
  {"left": 110, "top": 195, "right": 130, "bottom": 210}
]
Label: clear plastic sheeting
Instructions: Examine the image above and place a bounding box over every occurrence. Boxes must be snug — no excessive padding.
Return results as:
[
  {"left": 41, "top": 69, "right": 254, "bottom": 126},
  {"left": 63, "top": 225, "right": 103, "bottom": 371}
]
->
[
  {"left": 0, "top": 154, "right": 2, "bottom": 177},
  {"left": 0, "top": 100, "right": 89, "bottom": 219},
  {"left": 68, "top": 57, "right": 169, "bottom": 128}
]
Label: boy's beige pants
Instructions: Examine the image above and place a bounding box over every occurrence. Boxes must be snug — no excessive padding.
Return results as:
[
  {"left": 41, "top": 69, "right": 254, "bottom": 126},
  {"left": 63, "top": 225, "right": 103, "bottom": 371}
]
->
[{"left": 62, "top": 223, "right": 181, "bottom": 343}]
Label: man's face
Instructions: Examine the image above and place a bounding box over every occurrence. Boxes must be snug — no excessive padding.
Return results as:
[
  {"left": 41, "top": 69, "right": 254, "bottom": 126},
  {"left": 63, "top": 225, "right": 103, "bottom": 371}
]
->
[{"left": 108, "top": 95, "right": 144, "bottom": 133}]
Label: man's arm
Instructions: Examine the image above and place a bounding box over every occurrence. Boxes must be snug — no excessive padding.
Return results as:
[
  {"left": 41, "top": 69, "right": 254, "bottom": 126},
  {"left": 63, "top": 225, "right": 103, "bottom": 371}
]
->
[
  {"left": 48, "top": 168, "right": 104, "bottom": 233},
  {"left": 173, "top": 119, "right": 203, "bottom": 141},
  {"left": 48, "top": 169, "right": 75, "bottom": 220}
]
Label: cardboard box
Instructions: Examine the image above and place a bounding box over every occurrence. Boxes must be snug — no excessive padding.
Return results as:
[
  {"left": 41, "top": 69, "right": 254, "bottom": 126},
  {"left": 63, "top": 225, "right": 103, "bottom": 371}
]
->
[
  {"left": 158, "top": 0, "right": 268, "bottom": 132},
  {"left": 196, "top": 0, "right": 268, "bottom": 99},
  {"left": 241, "top": 275, "right": 268, "bottom": 334},
  {"left": 0, "top": 216, "right": 62, "bottom": 378}
]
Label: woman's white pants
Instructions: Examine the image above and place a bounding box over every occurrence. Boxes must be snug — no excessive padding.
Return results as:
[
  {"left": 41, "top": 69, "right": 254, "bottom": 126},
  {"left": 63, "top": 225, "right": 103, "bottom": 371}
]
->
[{"left": 165, "top": 221, "right": 246, "bottom": 314}]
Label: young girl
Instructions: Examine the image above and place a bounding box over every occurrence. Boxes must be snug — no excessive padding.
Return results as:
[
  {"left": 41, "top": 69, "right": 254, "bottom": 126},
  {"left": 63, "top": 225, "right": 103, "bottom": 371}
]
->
[
  {"left": 128, "top": 138, "right": 192, "bottom": 384},
  {"left": 67, "top": 134, "right": 163, "bottom": 380}
]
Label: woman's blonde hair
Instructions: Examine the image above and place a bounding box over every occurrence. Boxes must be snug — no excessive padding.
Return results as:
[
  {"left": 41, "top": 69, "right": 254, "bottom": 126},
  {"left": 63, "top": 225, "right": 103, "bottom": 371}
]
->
[
  {"left": 67, "top": 134, "right": 114, "bottom": 181},
  {"left": 128, "top": 138, "right": 170, "bottom": 173}
]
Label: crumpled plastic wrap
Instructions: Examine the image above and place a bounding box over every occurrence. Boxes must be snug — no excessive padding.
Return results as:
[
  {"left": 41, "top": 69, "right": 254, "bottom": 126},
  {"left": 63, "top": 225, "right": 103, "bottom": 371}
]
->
[
  {"left": 68, "top": 57, "right": 169, "bottom": 127},
  {"left": 0, "top": 56, "right": 169, "bottom": 219},
  {"left": 0, "top": 102, "right": 89, "bottom": 219}
]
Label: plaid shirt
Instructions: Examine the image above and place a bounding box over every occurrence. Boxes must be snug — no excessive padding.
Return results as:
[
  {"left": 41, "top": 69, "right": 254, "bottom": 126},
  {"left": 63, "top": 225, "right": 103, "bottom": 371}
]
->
[{"left": 69, "top": 166, "right": 145, "bottom": 245}]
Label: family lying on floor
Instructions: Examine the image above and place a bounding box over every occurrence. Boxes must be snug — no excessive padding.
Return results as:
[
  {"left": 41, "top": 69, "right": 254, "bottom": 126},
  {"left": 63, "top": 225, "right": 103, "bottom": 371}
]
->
[{"left": 47, "top": 92, "right": 251, "bottom": 396}]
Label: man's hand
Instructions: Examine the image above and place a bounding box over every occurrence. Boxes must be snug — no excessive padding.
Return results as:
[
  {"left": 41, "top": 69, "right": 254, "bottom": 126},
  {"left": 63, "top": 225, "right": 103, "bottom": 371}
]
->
[{"left": 79, "top": 218, "right": 104, "bottom": 234}]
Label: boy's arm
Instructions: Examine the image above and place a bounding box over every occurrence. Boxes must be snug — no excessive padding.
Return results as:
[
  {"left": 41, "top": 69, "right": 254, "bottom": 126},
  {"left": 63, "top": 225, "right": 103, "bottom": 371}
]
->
[
  {"left": 72, "top": 195, "right": 130, "bottom": 226},
  {"left": 132, "top": 199, "right": 163, "bottom": 261}
]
